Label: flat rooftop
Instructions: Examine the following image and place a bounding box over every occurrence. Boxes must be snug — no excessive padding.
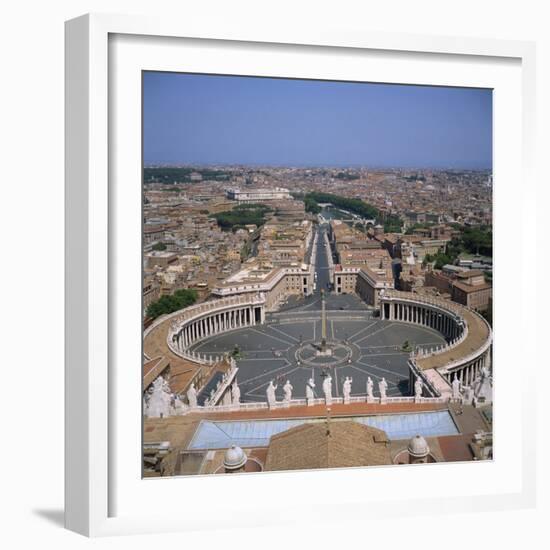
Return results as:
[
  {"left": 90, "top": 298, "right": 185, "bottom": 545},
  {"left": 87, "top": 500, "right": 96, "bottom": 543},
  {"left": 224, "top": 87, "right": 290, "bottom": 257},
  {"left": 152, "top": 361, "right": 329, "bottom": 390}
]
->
[
  {"left": 224, "top": 266, "right": 276, "bottom": 284},
  {"left": 188, "top": 410, "right": 459, "bottom": 450},
  {"left": 417, "top": 306, "right": 491, "bottom": 370}
]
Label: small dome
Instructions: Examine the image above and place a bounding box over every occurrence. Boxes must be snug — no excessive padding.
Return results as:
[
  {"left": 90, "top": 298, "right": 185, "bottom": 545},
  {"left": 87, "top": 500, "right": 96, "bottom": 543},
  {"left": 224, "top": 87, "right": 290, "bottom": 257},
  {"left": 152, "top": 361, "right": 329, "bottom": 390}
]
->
[
  {"left": 407, "top": 435, "right": 429, "bottom": 458},
  {"left": 223, "top": 445, "right": 247, "bottom": 470}
]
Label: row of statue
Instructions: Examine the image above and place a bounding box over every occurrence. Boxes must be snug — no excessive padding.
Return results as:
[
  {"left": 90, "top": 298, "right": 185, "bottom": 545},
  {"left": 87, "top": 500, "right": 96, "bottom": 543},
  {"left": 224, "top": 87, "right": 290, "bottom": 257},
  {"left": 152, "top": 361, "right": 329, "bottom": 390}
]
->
[
  {"left": 146, "top": 367, "right": 490, "bottom": 418},
  {"left": 145, "top": 372, "right": 405, "bottom": 418},
  {"left": 265, "top": 374, "right": 391, "bottom": 406},
  {"left": 450, "top": 366, "right": 492, "bottom": 404},
  {"left": 143, "top": 376, "right": 188, "bottom": 418}
]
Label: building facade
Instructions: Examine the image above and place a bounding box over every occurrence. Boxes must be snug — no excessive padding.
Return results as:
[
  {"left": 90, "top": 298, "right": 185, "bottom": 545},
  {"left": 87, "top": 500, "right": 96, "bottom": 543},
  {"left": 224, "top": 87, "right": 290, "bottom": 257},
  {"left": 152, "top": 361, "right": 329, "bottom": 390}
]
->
[{"left": 226, "top": 187, "right": 291, "bottom": 203}]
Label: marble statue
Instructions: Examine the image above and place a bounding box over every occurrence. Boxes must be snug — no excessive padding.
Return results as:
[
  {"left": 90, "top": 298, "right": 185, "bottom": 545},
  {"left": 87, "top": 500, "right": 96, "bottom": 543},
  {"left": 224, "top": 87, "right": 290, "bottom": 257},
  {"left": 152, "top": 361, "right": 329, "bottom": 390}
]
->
[
  {"left": 414, "top": 377, "right": 423, "bottom": 399},
  {"left": 379, "top": 377, "right": 388, "bottom": 400},
  {"left": 306, "top": 377, "right": 316, "bottom": 404},
  {"left": 366, "top": 376, "right": 374, "bottom": 400},
  {"left": 231, "top": 381, "right": 241, "bottom": 405},
  {"left": 266, "top": 380, "right": 278, "bottom": 407},
  {"left": 476, "top": 365, "right": 491, "bottom": 387},
  {"left": 186, "top": 382, "right": 198, "bottom": 408},
  {"left": 144, "top": 376, "right": 173, "bottom": 418},
  {"left": 452, "top": 375, "right": 461, "bottom": 400},
  {"left": 343, "top": 376, "right": 352, "bottom": 403},
  {"left": 473, "top": 365, "right": 492, "bottom": 405},
  {"left": 173, "top": 394, "right": 186, "bottom": 415},
  {"left": 283, "top": 380, "right": 293, "bottom": 403},
  {"left": 323, "top": 374, "right": 333, "bottom": 404}
]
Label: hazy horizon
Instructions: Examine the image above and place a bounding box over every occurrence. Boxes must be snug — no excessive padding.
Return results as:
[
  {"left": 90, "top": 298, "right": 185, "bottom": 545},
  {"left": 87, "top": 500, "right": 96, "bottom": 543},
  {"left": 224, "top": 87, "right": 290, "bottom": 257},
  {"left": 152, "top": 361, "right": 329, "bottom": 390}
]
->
[
  {"left": 144, "top": 73, "right": 493, "bottom": 170},
  {"left": 143, "top": 161, "right": 492, "bottom": 172}
]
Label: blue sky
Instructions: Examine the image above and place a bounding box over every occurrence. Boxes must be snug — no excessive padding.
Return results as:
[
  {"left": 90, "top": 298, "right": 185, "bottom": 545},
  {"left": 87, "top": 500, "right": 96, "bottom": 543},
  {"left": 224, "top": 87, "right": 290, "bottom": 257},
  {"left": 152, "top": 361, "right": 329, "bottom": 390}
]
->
[{"left": 143, "top": 72, "right": 492, "bottom": 169}]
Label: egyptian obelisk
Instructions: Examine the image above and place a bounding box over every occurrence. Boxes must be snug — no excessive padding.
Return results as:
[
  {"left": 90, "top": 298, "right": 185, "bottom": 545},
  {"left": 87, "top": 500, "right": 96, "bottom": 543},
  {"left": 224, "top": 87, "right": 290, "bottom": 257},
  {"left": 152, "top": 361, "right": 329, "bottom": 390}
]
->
[{"left": 320, "top": 289, "right": 327, "bottom": 352}]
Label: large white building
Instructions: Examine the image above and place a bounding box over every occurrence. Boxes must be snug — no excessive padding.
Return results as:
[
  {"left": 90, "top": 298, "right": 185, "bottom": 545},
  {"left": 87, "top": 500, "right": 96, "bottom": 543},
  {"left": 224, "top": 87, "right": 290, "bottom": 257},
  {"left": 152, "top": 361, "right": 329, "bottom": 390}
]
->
[
  {"left": 211, "top": 262, "right": 314, "bottom": 310},
  {"left": 226, "top": 187, "right": 291, "bottom": 203}
]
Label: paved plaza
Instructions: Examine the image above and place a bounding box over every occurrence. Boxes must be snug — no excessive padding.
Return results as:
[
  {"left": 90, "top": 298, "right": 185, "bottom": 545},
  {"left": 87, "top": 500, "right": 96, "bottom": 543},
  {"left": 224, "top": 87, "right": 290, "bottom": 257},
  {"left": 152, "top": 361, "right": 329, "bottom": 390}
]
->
[{"left": 190, "top": 291, "right": 446, "bottom": 402}]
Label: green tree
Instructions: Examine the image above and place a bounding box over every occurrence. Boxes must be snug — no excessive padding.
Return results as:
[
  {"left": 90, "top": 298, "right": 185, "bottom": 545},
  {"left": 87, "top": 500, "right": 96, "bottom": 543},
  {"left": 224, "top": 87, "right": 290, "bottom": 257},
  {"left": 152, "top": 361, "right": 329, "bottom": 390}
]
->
[
  {"left": 304, "top": 197, "right": 321, "bottom": 214},
  {"left": 306, "top": 192, "right": 379, "bottom": 220},
  {"left": 146, "top": 288, "right": 198, "bottom": 319},
  {"left": 446, "top": 237, "right": 465, "bottom": 260},
  {"left": 144, "top": 166, "right": 232, "bottom": 184},
  {"left": 461, "top": 226, "right": 492, "bottom": 256},
  {"left": 213, "top": 204, "right": 272, "bottom": 231},
  {"left": 433, "top": 253, "right": 452, "bottom": 269},
  {"left": 230, "top": 344, "right": 242, "bottom": 359},
  {"left": 151, "top": 242, "right": 167, "bottom": 251}
]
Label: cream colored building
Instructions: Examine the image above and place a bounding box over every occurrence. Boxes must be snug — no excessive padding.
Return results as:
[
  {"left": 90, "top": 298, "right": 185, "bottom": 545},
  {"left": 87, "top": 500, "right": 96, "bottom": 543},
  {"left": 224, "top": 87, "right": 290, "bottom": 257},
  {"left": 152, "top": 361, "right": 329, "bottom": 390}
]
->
[
  {"left": 226, "top": 187, "right": 291, "bottom": 203},
  {"left": 211, "top": 261, "right": 314, "bottom": 311},
  {"left": 143, "top": 276, "right": 161, "bottom": 313},
  {"left": 333, "top": 265, "right": 394, "bottom": 306}
]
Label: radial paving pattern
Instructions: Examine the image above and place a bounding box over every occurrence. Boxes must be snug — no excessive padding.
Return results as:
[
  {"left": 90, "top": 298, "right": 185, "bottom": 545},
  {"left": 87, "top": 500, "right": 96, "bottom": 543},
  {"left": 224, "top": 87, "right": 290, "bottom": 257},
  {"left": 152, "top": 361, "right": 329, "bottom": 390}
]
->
[{"left": 190, "top": 293, "right": 447, "bottom": 403}]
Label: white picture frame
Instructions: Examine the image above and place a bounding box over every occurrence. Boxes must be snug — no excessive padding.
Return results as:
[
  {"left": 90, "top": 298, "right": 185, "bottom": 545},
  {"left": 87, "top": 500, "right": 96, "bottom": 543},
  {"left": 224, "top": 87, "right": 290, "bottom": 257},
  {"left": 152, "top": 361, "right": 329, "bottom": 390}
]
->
[{"left": 65, "top": 13, "right": 537, "bottom": 537}]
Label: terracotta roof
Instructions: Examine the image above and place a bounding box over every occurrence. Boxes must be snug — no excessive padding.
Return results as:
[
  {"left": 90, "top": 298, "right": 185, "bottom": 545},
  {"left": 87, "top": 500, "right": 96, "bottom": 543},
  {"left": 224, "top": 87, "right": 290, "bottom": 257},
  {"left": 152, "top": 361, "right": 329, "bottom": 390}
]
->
[
  {"left": 452, "top": 281, "right": 492, "bottom": 293},
  {"left": 436, "top": 434, "right": 475, "bottom": 462},
  {"left": 144, "top": 225, "right": 165, "bottom": 234},
  {"left": 143, "top": 356, "right": 170, "bottom": 389},
  {"left": 384, "top": 234, "right": 400, "bottom": 244},
  {"left": 265, "top": 421, "right": 392, "bottom": 471},
  {"left": 456, "top": 269, "right": 485, "bottom": 278}
]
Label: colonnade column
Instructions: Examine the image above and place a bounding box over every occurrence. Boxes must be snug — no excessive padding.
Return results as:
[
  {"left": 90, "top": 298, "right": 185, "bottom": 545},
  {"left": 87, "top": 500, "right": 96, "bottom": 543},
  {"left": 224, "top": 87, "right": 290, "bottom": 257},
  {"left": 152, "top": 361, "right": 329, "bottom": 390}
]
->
[{"left": 177, "top": 304, "right": 263, "bottom": 355}]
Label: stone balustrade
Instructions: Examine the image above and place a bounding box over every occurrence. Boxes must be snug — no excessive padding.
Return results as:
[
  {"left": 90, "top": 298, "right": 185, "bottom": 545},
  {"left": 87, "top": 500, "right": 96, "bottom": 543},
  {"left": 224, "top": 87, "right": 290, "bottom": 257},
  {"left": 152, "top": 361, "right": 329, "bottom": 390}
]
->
[
  {"left": 172, "top": 393, "right": 448, "bottom": 416},
  {"left": 202, "top": 366, "right": 238, "bottom": 407}
]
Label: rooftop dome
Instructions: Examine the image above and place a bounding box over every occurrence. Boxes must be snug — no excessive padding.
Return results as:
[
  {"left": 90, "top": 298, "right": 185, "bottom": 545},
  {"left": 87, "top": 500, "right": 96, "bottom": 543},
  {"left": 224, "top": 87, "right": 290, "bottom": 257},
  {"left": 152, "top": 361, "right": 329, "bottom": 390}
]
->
[
  {"left": 407, "top": 435, "right": 430, "bottom": 458},
  {"left": 223, "top": 445, "right": 247, "bottom": 470}
]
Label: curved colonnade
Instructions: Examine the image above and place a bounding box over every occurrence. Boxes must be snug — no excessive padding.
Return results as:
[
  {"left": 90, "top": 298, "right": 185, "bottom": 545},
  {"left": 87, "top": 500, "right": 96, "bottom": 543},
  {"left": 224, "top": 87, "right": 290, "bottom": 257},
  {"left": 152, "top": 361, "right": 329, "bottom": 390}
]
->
[
  {"left": 146, "top": 288, "right": 491, "bottom": 402},
  {"left": 379, "top": 290, "right": 492, "bottom": 395},
  {"left": 167, "top": 294, "right": 266, "bottom": 364}
]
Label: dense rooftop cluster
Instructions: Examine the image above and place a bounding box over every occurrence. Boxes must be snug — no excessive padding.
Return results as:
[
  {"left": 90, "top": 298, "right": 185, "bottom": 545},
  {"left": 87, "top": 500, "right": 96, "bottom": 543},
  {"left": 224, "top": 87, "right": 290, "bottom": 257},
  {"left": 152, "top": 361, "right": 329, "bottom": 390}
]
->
[{"left": 142, "top": 165, "right": 493, "bottom": 477}]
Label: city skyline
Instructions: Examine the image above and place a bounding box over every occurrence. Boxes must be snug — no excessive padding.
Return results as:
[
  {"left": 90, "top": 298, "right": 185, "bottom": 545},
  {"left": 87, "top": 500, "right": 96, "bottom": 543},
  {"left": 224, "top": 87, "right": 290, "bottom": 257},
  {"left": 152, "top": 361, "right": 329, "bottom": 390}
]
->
[
  {"left": 142, "top": 72, "right": 494, "bottom": 478},
  {"left": 143, "top": 72, "right": 493, "bottom": 170}
]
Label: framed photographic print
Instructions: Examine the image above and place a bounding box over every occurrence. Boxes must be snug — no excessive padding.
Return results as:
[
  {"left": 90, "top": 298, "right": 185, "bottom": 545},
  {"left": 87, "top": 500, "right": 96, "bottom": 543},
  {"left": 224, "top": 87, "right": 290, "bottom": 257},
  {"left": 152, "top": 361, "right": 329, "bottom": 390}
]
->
[{"left": 65, "top": 13, "right": 537, "bottom": 536}]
